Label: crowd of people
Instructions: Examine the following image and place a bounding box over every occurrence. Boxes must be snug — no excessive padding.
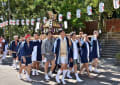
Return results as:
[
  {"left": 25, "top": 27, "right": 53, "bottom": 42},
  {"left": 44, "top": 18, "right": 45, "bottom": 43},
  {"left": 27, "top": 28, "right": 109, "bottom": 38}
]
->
[{"left": 0, "top": 29, "right": 101, "bottom": 85}]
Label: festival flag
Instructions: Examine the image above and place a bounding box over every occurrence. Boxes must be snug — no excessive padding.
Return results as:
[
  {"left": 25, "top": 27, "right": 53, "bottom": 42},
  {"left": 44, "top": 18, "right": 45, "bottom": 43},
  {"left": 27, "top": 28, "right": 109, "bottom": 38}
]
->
[
  {"left": 87, "top": 6, "right": 92, "bottom": 15},
  {"left": 113, "top": 0, "right": 120, "bottom": 9},
  {"left": 76, "top": 9, "right": 81, "bottom": 18},
  {"left": 26, "top": 19, "right": 30, "bottom": 26},
  {"left": 64, "top": 21, "right": 68, "bottom": 29},
  {"left": 31, "top": 19, "right": 35, "bottom": 26},
  {"left": 67, "top": 12, "right": 71, "bottom": 20},
  {"left": 21, "top": 19, "right": 25, "bottom": 25},
  {"left": 16, "top": 20, "right": 19, "bottom": 25}
]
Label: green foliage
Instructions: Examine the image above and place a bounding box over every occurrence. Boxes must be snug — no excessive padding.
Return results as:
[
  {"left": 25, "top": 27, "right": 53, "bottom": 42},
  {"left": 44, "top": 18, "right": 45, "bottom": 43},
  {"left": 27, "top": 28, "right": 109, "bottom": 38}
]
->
[
  {"left": 116, "top": 53, "right": 120, "bottom": 61},
  {"left": 0, "top": 0, "right": 118, "bottom": 38}
]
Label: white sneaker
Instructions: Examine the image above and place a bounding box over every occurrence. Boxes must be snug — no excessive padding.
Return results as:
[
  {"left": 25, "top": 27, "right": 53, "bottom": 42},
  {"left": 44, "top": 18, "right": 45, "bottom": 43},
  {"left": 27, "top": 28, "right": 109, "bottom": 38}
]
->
[
  {"left": 76, "top": 77, "right": 83, "bottom": 82},
  {"left": 36, "top": 71, "right": 39, "bottom": 76},
  {"left": 55, "top": 75, "right": 61, "bottom": 84},
  {"left": 18, "top": 74, "right": 22, "bottom": 80},
  {"left": 0, "top": 59, "right": 2, "bottom": 64},
  {"left": 32, "top": 70, "right": 35, "bottom": 76},
  {"left": 61, "top": 78, "right": 66, "bottom": 85},
  {"left": 45, "top": 74, "right": 50, "bottom": 81},
  {"left": 48, "top": 71, "right": 53, "bottom": 78},
  {"left": 93, "top": 69, "right": 100, "bottom": 73},
  {"left": 89, "top": 65, "right": 92, "bottom": 72},
  {"left": 27, "top": 77, "right": 32, "bottom": 82},
  {"left": 67, "top": 74, "right": 72, "bottom": 79}
]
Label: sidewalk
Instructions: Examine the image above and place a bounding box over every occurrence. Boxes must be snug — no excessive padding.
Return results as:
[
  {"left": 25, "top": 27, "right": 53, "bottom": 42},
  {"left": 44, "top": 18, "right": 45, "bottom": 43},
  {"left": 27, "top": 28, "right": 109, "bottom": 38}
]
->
[{"left": 0, "top": 56, "right": 120, "bottom": 85}]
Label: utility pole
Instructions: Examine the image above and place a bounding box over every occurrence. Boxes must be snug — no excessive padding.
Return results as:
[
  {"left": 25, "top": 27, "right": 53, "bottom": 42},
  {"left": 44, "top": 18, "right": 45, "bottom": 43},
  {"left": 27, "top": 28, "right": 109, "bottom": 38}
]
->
[{"left": 8, "top": 0, "right": 11, "bottom": 41}]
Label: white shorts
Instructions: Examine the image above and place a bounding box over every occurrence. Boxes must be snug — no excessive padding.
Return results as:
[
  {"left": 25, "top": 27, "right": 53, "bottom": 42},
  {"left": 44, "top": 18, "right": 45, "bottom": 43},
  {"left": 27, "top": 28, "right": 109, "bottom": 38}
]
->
[{"left": 60, "top": 57, "right": 68, "bottom": 64}]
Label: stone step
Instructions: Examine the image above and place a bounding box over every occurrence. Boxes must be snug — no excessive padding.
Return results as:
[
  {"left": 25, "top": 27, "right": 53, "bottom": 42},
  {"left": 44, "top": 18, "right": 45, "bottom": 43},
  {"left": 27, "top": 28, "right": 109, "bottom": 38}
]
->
[
  {"left": 101, "top": 48, "right": 120, "bottom": 50},
  {"left": 101, "top": 54, "right": 115, "bottom": 57}
]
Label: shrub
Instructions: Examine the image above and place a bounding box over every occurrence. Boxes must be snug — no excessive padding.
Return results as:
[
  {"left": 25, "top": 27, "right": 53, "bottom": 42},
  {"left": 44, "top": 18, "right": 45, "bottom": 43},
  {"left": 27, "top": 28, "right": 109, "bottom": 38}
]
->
[{"left": 116, "top": 53, "right": 120, "bottom": 61}]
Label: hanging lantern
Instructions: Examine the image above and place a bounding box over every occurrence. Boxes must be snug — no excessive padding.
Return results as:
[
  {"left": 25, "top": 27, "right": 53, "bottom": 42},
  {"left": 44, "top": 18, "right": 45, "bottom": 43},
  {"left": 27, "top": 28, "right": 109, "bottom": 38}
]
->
[
  {"left": 87, "top": 6, "right": 92, "bottom": 15},
  {"left": 99, "top": 2, "right": 104, "bottom": 13},
  {"left": 16, "top": 20, "right": 19, "bottom": 25},
  {"left": 35, "top": 22, "right": 40, "bottom": 32},
  {"left": 113, "top": 0, "right": 119, "bottom": 9},
  {"left": 26, "top": 19, "right": 30, "bottom": 26},
  {"left": 5, "top": 21, "right": 8, "bottom": 26},
  {"left": 21, "top": 19, "right": 25, "bottom": 25},
  {"left": 67, "top": 12, "right": 71, "bottom": 20},
  {"left": 58, "top": 14, "right": 63, "bottom": 22},
  {"left": 12, "top": 20, "right": 16, "bottom": 25},
  {"left": 43, "top": 17, "right": 47, "bottom": 24},
  {"left": 0, "top": 23, "right": 3, "bottom": 28},
  {"left": 64, "top": 21, "right": 68, "bottom": 29},
  {"left": 31, "top": 19, "right": 35, "bottom": 26},
  {"left": 76, "top": 9, "right": 81, "bottom": 18},
  {"left": 3, "top": 21, "right": 6, "bottom": 27},
  {"left": 37, "top": 18, "right": 41, "bottom": 22},
  {"left": 9, "top": 20, "right": 13, "bottom": 25}
]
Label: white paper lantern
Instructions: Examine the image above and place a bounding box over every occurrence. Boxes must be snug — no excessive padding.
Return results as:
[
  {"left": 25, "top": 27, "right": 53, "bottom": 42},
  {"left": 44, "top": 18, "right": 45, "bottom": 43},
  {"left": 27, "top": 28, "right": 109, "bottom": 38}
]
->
[
  {"left": 21, "top": 19, "right": 25, "bottom": 25},
  {"left": 87, "top": 6, "right": 92, "bottom": 15},
  {"left": 0, "top": 23, "right": 3, "bottom": 28},
  {"left": 16, "top": 20, "right": 19, "bottom": 25},
  {"left": 35, "top": 22, "right": 40, "bottom": 32},
  {"left": 99, "top": 2, "right": 104, "bottom": 13},
  {"left": 26, "top": 19, "right": 30, "bottom": 26},
  {"left": 5, "top": 21, "right": 8, "bottom": 26},
  {"left": 9, "top": 20, "right": 13, "bottom": 25},
  {"left": 3, "top": 21, "right": 6, "bottom": 27},
  {"left": 76, "top": 9, "right": 81, "bottom": 18},
  {"left": 67, "top": 12, "right": 71, "bottom": 20},
  {"left": 31, "top": 19, "right": 35, "bottom": 26},
  {"left": 64, "top": 21, "right": 68, "bottom": 29},
  {"left": 58, "top": 14, "right": 63, "bottom": 22},
  {"left": 43, "top": 17, "right": 47, "bottom": 24},
  {"left": 12, "top": 20, "right": 15, "bottom": 25},
  {"left": 113, "top": 0, "right": 119, "bottom": 9},
  {"left": 37, "top": 18, "right": 41, "bottom": 22}
]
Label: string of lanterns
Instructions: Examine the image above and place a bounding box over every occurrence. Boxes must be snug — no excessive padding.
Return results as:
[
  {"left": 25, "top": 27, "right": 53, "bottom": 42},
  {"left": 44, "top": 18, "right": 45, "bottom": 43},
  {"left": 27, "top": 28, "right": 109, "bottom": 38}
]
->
[{"left": 0, "top": 0, "right": 119, "bottom": 28}]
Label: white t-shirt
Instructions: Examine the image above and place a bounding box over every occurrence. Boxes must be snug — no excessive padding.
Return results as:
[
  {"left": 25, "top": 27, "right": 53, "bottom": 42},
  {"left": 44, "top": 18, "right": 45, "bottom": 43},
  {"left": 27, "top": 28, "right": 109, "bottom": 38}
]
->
[{"left": 72, "top": 40, "right": 79, "bottom": 59}]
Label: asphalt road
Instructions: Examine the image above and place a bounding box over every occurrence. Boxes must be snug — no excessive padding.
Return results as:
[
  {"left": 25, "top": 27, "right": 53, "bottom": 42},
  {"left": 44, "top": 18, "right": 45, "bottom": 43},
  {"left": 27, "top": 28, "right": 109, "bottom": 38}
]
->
[{"left": 0, "top": 57, "right": 120, "bottom": 85}]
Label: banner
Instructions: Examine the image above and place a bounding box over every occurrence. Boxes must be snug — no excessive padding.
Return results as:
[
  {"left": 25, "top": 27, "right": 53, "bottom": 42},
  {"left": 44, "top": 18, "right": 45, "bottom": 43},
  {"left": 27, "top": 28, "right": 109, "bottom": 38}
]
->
[
  {"left": 113, "top": 0, "right": 119, "bottom": 9},
  {"left": 58, "top": 14, "right": 63, "bottom": 22},
  {"left": 76, "top": 9, "right": 81, "bottom": 18},
  {"left": 5, "top": 21, "right": 8, "bottom": 26},
  {"left": 99, "top": 2, "right": 104, "bottom": 13},
  {"left": 31, "top": 19, "right": 35, "bottom": 26},
  {"left": 87, "top": 6, "right": 92, "bottom": 15},
  {"left": 67, "top": 12, "right": 71, "bottom": 20}
]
